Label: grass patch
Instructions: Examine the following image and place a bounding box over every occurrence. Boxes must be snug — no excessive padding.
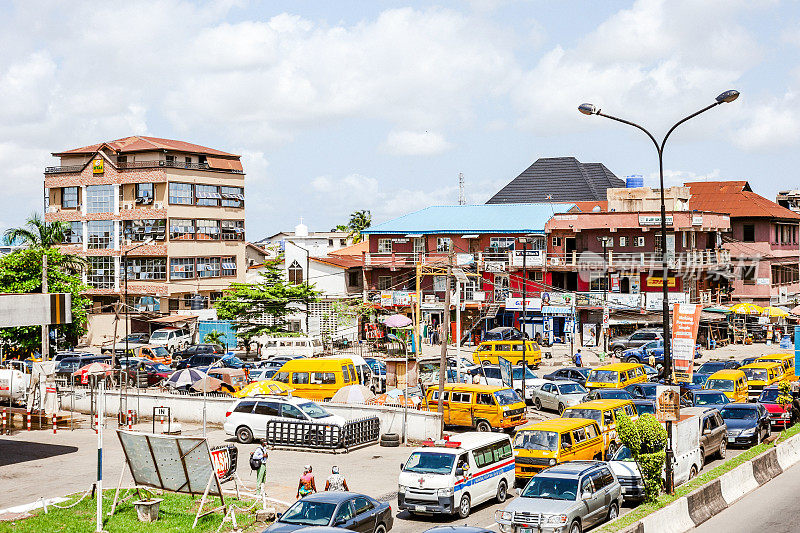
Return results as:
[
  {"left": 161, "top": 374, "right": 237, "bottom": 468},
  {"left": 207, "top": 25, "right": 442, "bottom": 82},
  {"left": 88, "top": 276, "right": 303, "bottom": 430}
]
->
[
  {"left": 601, "top": 423, "right": 800, "bottom": 532},
  {"left": 0, "top": 489, "right": 267, "bottom": 533}
]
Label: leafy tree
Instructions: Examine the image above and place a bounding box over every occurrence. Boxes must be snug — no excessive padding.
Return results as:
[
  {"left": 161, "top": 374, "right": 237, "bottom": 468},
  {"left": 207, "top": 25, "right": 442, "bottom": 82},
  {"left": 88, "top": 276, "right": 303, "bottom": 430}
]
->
[
  {"left": 347, "top": 210, "right": 371, "bottom": 243},
  {"left": 203, "top": 330, "right": 225, "bottom": 346},
  {"left": 214, "top": 258, "right": 319, "bottom": 345},
  {"left": 776, "top": 379, "right": 793, "bottom": 430},
  {"left": 4, "top": 212, "right": 86, "bottom": 273},
  {"left": 617, "top": 412, "right": 667, "bottom": 502},
  {"left": 331, "top": 224, "right": 349, "bottom": 232},
  {"left": 0, "top": 247, "right": 90, "bottom": 352}
]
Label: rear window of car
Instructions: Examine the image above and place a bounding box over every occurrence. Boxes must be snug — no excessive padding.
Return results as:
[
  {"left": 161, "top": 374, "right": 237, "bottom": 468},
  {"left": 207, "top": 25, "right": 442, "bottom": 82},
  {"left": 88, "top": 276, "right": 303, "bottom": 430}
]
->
[{"left": 234, "top": 401, "right": 256, "bottom": 413}]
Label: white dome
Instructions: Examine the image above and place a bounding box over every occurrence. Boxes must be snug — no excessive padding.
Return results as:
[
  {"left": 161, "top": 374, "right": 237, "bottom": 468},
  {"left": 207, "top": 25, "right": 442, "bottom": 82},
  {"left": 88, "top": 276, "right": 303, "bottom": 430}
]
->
[{"left": 294, "top": 219, "right": 309, "bottom": 237}]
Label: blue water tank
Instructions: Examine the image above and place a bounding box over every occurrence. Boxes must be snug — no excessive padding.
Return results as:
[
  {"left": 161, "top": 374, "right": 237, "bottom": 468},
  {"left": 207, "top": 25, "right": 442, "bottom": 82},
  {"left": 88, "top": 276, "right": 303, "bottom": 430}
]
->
[{"left": 626, "top": 175, "right": 644, "bottom": 188}]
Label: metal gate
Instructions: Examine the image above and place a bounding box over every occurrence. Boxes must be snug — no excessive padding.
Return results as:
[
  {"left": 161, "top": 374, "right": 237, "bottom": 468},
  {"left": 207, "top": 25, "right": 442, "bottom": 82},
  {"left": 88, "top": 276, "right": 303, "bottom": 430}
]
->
[{"left": 265, "top": 416, "right": 380, "bottom": 450}]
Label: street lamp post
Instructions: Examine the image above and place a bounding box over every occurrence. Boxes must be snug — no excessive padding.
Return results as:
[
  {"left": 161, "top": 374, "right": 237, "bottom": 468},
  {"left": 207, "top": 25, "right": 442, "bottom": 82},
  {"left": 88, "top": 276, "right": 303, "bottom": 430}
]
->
[
  {"left": 578, "top": 89, "right": 739, "bottom": 494},
  {"left": 122, "top": 237, "right": 154, "bottom": 420}
]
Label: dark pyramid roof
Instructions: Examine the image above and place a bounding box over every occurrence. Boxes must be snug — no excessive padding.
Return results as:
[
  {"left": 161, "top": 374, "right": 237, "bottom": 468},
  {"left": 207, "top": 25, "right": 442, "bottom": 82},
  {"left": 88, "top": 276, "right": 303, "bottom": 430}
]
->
[{"left": 486, "top": 157, "right": 625, "bottom": 204}]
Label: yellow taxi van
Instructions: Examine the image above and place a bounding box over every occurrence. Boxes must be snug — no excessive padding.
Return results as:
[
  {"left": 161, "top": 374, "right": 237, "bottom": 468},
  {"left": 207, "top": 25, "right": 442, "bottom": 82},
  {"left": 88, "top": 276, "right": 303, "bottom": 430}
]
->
[
  {"left": 756, "top": 354, "right": 797, "bottom": 381},
  {"left": 425, "top": 383, "right": 527, "bottom": 432},
  {"left": 562, "top": 399, "right": 638, "bottom": 458},
  {"left": 739, "top": 361, "right": 785, "bottom": 400},
  {"left": 585, "top": 362, "right": 648, "bottom": 390},
  {"left": 703, "top": 369, "right": 748, "bottom": 403},
  {"left": 512, "top": 418, "right": 604, "bottom": 482},
  {"left": 472, "top": 341, "right": 542, "bottom": 367},
  {"left": 267, "top": 357, "right": 357, "bottom": 401}
]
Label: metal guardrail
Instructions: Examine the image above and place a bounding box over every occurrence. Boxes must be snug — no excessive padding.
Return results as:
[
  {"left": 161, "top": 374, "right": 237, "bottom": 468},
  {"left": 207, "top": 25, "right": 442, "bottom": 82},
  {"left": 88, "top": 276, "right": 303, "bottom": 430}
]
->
[
  {"left": 45, "top": 160, "right": 244, "bottom": 174},
  {"left": 264, "top": 415, "right": 380, "bottom": 450}
]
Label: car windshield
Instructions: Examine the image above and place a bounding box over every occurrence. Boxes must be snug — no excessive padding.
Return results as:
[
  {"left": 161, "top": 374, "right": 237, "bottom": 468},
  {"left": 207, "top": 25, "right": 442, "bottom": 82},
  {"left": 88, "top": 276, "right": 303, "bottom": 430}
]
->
[
  {"left": 721, "top": 407, "right": 757, "bottom": 420},
  {"left": 150, "top": 331, "right": 169, "bottom": 340},
  {"left": 693, "top": 374, "right": 708, "bottom": 386},
  {"left": 698, "top": 362, "right": 727, "bottom": 374},
  {"left": 588, "top": 370, "right": 618, "bottom": 383},
  {"left": 125, "top": 334, "right": 144, "bottom": 342},
  {"left": 150, "top": 363, "right": 171, "bottom": 373},
  {"left": 705, "top": 379, "right": 733, "bottom": 392},
  {"left": 279, "top": 500, "right": 336, "bottom": 526},
  {"left": 612, "top": 445, "right": 635, "bottom": 462},
  {"left": 221, "top": 355, "right": 244, "bottom": 368},
  {"left": 759, "top": 389, "right": 780, "bottom": 403},
  {"left": 635, "top": 402, "right": 655, "bottom": 415},
  {"left": 557, "top": 383, "right": 587, "bottom": 395},
  {"left": 521, "top": 476, "right": 579, "bottom": 500},
  {"left": 598, "top": 390, "right": 630, "bottom": 399},
  {"left": 514, "top": 430, "right": 559, "bottom": 451},
  {"left": 512, "top": 367, "right": 537, "bottom": 380},
  {"left": 404, "top": 452, "right": 456, "bottom": 475},
  {"left": 741, "top": 368, "right": 769, "bottom": 381},
  {"left": 494, "top": 389, "right": 521, "bottom": 406},
  {"left": 563, "top": 408, "right": 602, "bottom": 425},
  {"left": 151, "top": 346, "right": 169, "bottom": 357},
  {"left": 695, "top": 392, "right": 727, "bottom": 405},
  {"left": 299, "top": 402, "right": 330, "bottom": 419}
]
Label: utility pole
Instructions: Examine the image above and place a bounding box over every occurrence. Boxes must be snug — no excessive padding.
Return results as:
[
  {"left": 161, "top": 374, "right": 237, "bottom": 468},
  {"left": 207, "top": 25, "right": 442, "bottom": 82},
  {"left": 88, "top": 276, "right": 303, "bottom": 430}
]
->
[
  {"left": 437, "top": 242, "right": 453, "bottom": 432},
  {"left": 521, "top": 239, "right": 527, "bottom": 398},
  {"left": 455, "top": 279, "right": 462, "bottom": 383},
  {"left": 602, "top": 238, "right": 609, "bottom": 360},
  {"left": 415, "top": 262, "right": 422, "bottom": 359},
  {"left": 41, "top": 253, "right": 48, "bottom": 360}
]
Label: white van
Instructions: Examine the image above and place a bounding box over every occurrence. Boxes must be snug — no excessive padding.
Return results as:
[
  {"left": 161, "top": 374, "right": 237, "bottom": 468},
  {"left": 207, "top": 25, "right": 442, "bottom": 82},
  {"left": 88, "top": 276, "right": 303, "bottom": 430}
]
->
[
  {"left": 398, "top": 432, "right": 514, "bottom": 519},
  {"left": 258, "top": 336, "right": 323, "bottom": 359}
]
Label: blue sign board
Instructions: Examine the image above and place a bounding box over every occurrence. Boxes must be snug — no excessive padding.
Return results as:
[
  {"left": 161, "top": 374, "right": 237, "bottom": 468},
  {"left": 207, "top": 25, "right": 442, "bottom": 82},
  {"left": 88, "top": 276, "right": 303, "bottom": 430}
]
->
[
  {"left": 499, "top": 356, "right": 512, "bottom": 388},
  {"left": 795, "top": 327, "right": 800, "bottom": 375}
]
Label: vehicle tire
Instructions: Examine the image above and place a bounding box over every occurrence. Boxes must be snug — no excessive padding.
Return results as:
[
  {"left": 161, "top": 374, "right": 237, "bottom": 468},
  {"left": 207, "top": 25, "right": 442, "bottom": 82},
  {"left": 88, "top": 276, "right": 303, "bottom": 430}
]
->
[
  {"left": 699, "top": 447, "right": 705, "bottom": 467},
  {"left": 605, "top": 442, "right": 617, "bottom": 460},
  {"left": 718, "top": 440, "right": 726, "bottom": 460},
  {"left": 534, "top": 398, "right": 543, "bottom": 411},
  {"left": 374, "top": 524, "right": 386, "bottom": 533},
  {"left": 496, "top": 480, "right": 508, "bottom": 503},
  {"left": 614, "top": 348, "right": 623, "bottom": 358},
  {"left": 380, "top": 433, "right": 400, "bottom": 447},
  {"left": 569, "top": 519, "right": 582, "bottom": 533},
  {"left": 689, "top": 465, "right": 698, "bottom": 480},
  {"left": 457, "top": 494, "right": 470, "bottom": 519},
  {"left": 607, "top": 502, "right": 619, "bottom": 522},
  {"left": 235, "top": 426, "right": 253, "bottom": 444},
  {"left": 558, "top": 403, "right": 566, "bottom": 415},
  {"left": 476, "top": 420, "right": 492, "bottom": 432}
]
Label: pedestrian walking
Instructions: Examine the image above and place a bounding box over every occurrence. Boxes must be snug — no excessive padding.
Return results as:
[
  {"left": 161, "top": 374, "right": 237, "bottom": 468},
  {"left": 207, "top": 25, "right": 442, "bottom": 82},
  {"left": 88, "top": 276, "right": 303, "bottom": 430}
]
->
[
  {"left": 648, "top": 351, "right": 656, "bottom": 368},
  {"left": 574, "top": 349, "right": 582, "bottom": 367},
  {"left": 250, "top": 439, "right": 269, "bottom": 495},
  {"left": 297, "top": 465, "right": 317, "bottom": 499},
  {"left": 325, "top": 466, "right": 349, "bottom": 491}
]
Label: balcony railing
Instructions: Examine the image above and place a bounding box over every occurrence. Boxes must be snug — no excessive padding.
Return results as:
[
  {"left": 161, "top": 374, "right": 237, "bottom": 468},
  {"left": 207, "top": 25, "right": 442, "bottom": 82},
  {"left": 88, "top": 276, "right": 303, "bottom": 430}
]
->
[
  {"left": 364, "top": 250, "right": 547, "bottom": 270},
  {"left": 546, "top": 249, "right": 731, "bottom": 270},
  {"left": 45, "top": 159, "right": 244, "bottom": 174}
]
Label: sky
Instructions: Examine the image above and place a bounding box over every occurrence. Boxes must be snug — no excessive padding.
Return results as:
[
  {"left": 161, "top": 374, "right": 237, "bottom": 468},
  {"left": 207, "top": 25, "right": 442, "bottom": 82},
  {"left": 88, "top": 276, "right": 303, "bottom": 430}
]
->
[{"left": 1, "top": 0, "right": 798, "bottom": 239}]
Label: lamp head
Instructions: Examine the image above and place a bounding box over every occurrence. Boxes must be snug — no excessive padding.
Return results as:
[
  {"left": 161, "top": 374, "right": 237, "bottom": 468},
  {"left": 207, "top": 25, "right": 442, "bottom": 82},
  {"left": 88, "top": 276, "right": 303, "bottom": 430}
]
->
[
  {"left": 578, "top": 103, "right": 597, "bottom": 115},
  {"left": 715, "top": 90, "right": 740, "bottom": 104}
]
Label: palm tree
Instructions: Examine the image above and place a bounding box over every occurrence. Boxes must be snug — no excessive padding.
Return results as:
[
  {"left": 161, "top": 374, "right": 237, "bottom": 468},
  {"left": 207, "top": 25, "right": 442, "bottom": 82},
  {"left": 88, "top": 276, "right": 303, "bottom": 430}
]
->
[
  {"left": 347, "top": 210, "right": 372, "bottom": 244},
  {"left": 331, "top": 224, "right": 349, "bottom": 232},
  {"left": 4, "top": 213, "right": 86, "bottom": 274}
]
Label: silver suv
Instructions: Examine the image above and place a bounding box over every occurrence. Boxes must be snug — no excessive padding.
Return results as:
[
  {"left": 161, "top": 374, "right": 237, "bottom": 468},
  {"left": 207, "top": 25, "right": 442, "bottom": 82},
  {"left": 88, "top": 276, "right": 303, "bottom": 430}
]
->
[{"left": 496, "top": 461, "right": 622, "bottom": 533}]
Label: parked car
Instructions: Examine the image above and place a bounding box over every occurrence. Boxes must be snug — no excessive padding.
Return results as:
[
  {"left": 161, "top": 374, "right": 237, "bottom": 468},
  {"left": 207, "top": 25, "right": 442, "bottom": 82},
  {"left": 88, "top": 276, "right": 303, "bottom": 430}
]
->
[
  {"left": 741, "top": 356, "right": 760, "bottom": 366},
  {"left": 54, "top": 350, "right": 91, "bottom": 362},
  {"left": 542, "top": 367, "right": 591, "bottom": 386},
  {"left": 247, "top": 368, "right": 278, "bottom": 382},
  {"left": 117, "top": 358, "right": 172, "bottom": 386},
  {"left": 609, "top": 328, "right": 663, "bottom": 357},
  {"left": 423, "top": 528, "right": 493, "bottom": 533},
  {"left": 224, "top": 395, "right": 346, "bottom": 444},
  {"left": 719, "top": 403, "right": 771, "bottom": 447},
  {"left": 100, "top": 333, "right": 150, "bottom": 354},
  {"left": 682, "top": 406, "right": 728, "bottom": 465},
  {"left": 469, "top": 364, "right": 547, "bottom": 401},
  {"left": 582, "top": 389, "right": 634, "bottom": 403},
  {"left": 257, "top": 336, "right": 323, "bottom": 359},
  {"left": 625, "top": 382, "right": 659, "bottom": 400},
  {"left": 264, "top": 492, "right": 392, "bottom": 532},
  {"left": 531, "top": 381, "right": 588, "bottom": 413},
  {"left": 681, "top": 390, "right": 731, "bottom": 407},
  {"left": 176, "top": 353, "right": 253, "bottom": 371},
  {"left": 483, "top": 326, "right": 525, "bottom": 341},
  {"left": 148, "top": 327, "right": 192, "bottom": 353},
  {"left": 55, "top": 355, "right": 111, "bottom": 380},
  {"left": 174, "top": 343, "right": 224, "bottom": 361},
  {"left": 495, "top": 461, "right": 622, "bottom": 533},
  {"left": 365, "top": 357, "right": 387, "bottom": 393},
  {"left": 758, "top": 386, "right": 796, "bottom": 429},
  {"left": 641, "top": 364, "right": 660, "bottom": 381},
  {"left": 632, "top": 399, "right": 656, "bottom": 416}
]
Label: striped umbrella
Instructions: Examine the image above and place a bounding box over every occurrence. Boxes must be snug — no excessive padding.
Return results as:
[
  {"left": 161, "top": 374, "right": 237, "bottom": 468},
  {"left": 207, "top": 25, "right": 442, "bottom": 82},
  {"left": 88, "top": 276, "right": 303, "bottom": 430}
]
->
[
  {"left": 72, "top": 362, "right": 113, "bottom": 377},
  {"left": 166, "top": 368, "right": 208, "bottom": 388},
  {"left": 331, "top": 384, "right": 375, "bottom": 404}
]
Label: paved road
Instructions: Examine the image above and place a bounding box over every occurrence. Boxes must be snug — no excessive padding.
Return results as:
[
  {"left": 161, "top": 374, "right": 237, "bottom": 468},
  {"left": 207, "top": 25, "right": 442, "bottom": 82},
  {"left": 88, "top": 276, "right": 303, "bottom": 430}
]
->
[{"left": 693, "top": 462, "right": 800, "bottom": 533}]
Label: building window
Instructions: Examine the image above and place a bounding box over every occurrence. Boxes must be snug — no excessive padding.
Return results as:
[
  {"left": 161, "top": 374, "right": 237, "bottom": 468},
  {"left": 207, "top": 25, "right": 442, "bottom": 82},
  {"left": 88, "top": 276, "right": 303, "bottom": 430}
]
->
[
  {"left": 348, "top": 270, "right": 360, "bottom": 287},
  {"left": 433, "top": 275, "right": 447, "bottom": 292},
  {"left": 135, "top": 183, "right": 154, "bottom": 204},
  {"left": 377, "top": 238, "right": 392, "bottom": 253},
  {"left": 86, "top": 185, "right": 114, "bottom": 213},
  {"left": 127, "top": 296, "right": 160, "bottom": 312},
  {"left": 328, "top": 239, "right": 333, "bottom": 247},
  {"left": 533, "top": 271, "right": 544, "bottom": 282},
  {"left": 63, "top": 221, "right": 82, "bottom": 244},
  {"left": 221, "top": 186, "right": 244, "bottom": 208},
  {"left": 221, "top": 257, "right": 237, "bottom": 276},
  {"left": 197, "top": 257, "right": 221, "bottom": 278},
  {"left": 170, "top": 219, "right": 194, "bottom": 240},
  {"left": 619, "top": 236, "right": 628, "bottom": 247},
  {"left": 530, "top": 237, "right": 546, "bottom": 250},
  {"left": 221, "top": 220, "right": 244, "bottom": 240},
  {"left": 436, "top": 237, "right": 452, "bottom": 253},
  {"left": 169, "top": 182, "right": 193, "bottom": 205},
  {"left": 413, "top": 237, "right": 425, "bottom": 254},
  {"left": 124, "top": 219, "right": 166, "bottom": 242},
  {"left": 690, "top": 232, "right": 696, "bottom": 249},
  {"left": 340, "top": 239, "right": 346, "bottom": 246},
  {"left": 117, "top": 155, "right": 127, "bottom": 165},
  {"left": 742, "top": 224, "right": 755, "bottom": 242},
  {"left": 87, "top": 257, "right": 115, "bottom": 288},
  {"left": 552, "top": 237, "right": 562, "bottom": 247},
  {"left": 165, "top": 154, "right": 175, "bottom": 164},
  {"left": 195, "top": 184, "right": 220, "bottom": 206},
  {"left": 589, "top": 273, "right": 609, "bottom": 291},
  {"left": 490, "top": 237, "right": 516, "bottom": 251},
  {"left": 378, "top": 275, "right": 392, "bottom": 290},
  {"left": 196, "top": 219, "right": 220, "bottom": 240},
  {"left": 170, "top": 258, "right": 195, "bottom": 280},
  {"left": 87, "top": 220, "right": 114, "bottom": 249},
  {"left": 169, "top": 297, "right": 179, "bottom": 312},
  {"left": 62, "top": 187, "right": 79, "bottom": 209},
  {"left": 122, "top": 257, "right": 167, "bottom": 281},
  {"left": 288, "top": 260, "right": 303, "bottom": 284},
  {"left": 635, "top": 236, "right": 645, "bottom": 247}
]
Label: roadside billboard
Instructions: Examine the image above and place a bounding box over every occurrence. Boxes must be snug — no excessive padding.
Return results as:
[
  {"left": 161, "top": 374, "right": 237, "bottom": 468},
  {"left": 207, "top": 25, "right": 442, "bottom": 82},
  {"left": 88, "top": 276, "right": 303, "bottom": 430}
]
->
[
  {"left": 499, "top": 357, "right": 512, "bottom": 388},
  {"left": 671, "top": 303, "right": 701, "bottom": 383}
]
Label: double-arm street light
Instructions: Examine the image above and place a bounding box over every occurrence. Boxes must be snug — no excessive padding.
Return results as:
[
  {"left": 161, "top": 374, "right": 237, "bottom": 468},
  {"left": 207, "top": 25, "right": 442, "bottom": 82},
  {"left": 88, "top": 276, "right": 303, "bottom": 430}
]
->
[{"left": 578, "top": 89, "right": 740, "bottom": 493}]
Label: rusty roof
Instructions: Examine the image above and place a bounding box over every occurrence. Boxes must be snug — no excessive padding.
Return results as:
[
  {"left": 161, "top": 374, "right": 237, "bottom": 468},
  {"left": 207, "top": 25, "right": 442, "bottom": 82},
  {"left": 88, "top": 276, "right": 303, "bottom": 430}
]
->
[
  {"left": 687, "top": 181, "right": 800, "bottom": 220},
  {"left": 53, "top": 135, "right": 239, "bottom": 158}
]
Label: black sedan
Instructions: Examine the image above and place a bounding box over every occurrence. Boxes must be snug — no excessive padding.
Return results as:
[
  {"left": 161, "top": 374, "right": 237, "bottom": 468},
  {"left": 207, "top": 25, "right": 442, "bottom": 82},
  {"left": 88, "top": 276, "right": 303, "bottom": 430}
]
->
[
  {"left": 542, "top": 367, "right": 591, "bottom": 386},
  {"left": 582, "top": 388, "right": 634, "bottom": 402},
  {"left": 681, "top": 389, "right": 731, "bottom": 407},
  {"left": 719, "top": 403, "right": 771, "bottom": 447},
  {"left": 625, "top": 382, "right": 659, "bottom": 399},
  {"left": 264, "top": 492, "right": 393, "bottom": 532}
]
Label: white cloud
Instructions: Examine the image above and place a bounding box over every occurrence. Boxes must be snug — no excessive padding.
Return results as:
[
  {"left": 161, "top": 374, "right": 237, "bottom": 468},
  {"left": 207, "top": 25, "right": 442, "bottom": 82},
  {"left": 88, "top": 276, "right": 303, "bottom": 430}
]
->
[
  {"left": 381, "top": 130, "right": 453, "bottom": 156},
  {"left": 645, "top": 168, "right": 722, "bottom": 188},
  {"left": 732, "top": 92, "right": 800, "bottom": 151}
]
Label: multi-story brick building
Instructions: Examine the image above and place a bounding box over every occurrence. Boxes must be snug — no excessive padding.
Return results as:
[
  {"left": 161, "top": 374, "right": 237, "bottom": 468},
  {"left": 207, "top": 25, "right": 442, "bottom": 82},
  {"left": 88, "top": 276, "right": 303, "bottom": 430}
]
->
[{"left": 44, "top": 136, "right": 246, "bottom": 316}]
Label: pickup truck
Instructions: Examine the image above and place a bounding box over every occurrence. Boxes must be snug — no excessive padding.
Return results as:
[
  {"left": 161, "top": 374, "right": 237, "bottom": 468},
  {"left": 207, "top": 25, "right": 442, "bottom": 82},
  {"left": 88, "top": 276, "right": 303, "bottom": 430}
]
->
[{"left": 100, "top": 333, "right": 150, "bottom": 354}]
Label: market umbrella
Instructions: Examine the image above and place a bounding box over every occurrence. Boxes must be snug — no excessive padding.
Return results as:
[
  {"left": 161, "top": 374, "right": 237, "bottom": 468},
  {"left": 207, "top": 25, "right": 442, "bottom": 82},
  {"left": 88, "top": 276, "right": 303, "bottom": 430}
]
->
[
  {"left": 762, "top": 306, "right": 789, "bottom": 318},
  {"left": 166, "top": 368, "right": 207, "bottom": 388},
  {"left": 371, "top": 388, "right": 419, "bottom": 407},
  {"left": 233, "top": 380, "right": 290, "bottom": 398},
  {"left": 791, "top": 305, "right": 800, "bottom": 316},
  {"left": 382, "top": 314, "right": 412, "bottom": 328},
  {"left": 191, "top": 376, "right": 224, "bottom": 393},
  {"left": 72, "top": 362, "right": 113, "bottom": 377},
  {"left": 729, "top": 302, "right": 764, "bottom": 315},
  {"left": 331, "top": 384, "right": 375, "bottom": 404}
]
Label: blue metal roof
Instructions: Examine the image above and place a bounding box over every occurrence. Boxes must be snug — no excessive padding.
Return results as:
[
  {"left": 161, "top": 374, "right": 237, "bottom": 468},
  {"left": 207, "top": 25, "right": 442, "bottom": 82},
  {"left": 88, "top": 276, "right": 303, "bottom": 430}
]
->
[{"left": 362, "top": 203, "right": 575, "bottom": 235}]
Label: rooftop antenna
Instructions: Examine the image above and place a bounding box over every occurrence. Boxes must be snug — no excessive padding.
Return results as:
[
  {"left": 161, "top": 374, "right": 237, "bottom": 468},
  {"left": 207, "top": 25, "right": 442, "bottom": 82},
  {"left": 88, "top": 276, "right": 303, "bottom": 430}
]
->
[{"left": 458, "top": 173, "right": 466, "bottom": 205}]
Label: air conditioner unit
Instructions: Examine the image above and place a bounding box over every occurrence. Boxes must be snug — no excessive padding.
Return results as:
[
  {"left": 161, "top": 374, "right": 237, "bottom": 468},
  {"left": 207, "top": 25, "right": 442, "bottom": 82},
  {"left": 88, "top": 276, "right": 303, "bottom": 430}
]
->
[
  {"left": 47, "top": 206, "right": 59, "bottom": 213},
  {"left": 154, "top": 202, "right": 164, "bottom": 209},
  {"left": 122, "top": 202, "right": 134, "bottom": 210}
]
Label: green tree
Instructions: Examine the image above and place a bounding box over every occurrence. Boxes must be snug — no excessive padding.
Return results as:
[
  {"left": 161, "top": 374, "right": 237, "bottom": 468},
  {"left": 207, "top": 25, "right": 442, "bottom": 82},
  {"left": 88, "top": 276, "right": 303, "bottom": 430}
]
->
[
  {"left": 203, "top": 329, "right": 225, "bottom": 346},
  {"left": 214, "top": 258, "right": 319, "bottom": 344},
  {"left": 331, "top": 224, "right": 349, "bottom": 232},
  {"left": 0, "top": 247, "right": 90, "bottom": 352},
  {"left": 617, "top": 412, "right": 668, "bottom": 502},
  {"left": 776, "top": 379, "right": 793, "bottom": 430},
  {"left": 347, "top": 210, "right": 371, "bottom": 244},
  {"left": 4, "top": 212, "right": 86, "bottom": 273}
]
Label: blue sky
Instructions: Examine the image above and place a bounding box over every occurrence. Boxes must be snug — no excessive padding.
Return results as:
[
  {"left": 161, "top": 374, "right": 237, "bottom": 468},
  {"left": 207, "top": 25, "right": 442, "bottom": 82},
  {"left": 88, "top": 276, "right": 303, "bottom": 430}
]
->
[{"left": 0, "top": 0, "right": 798, "bottom": 238}]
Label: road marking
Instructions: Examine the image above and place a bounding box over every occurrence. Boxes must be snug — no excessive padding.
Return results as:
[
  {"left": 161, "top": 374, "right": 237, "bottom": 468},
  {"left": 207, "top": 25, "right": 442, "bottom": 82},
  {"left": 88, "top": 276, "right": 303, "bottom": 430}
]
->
[{"left": 484, "top": 521, "right": 499, "bottom": 530}]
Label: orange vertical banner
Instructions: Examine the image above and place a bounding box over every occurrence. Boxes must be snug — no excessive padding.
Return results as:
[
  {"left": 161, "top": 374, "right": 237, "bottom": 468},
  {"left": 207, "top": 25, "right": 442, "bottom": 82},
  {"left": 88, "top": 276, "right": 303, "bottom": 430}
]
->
[{"left": 671, "top": 303, "right": 701, "bottom": 383}]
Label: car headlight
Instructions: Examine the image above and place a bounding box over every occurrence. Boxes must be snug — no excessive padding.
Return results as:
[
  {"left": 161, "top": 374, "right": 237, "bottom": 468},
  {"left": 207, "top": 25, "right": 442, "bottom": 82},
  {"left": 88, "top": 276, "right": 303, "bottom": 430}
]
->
[
  {"left": 437, "top": 488, "right": 454, "bottom": 497},
  {"left": 543, "top": 513, "right": 568, "bottom": 525},
  {"left": 741, "top": 428, "right": 756, "bottom": 436},
  {"left": 398, "top": 484, "right": 408, "bottom": 492},
  {"left": 549, "top": 458, "right": 557, "bottom": 466},
  {"left": 495, "top": 510, "right": 513, "bottom": 522}
]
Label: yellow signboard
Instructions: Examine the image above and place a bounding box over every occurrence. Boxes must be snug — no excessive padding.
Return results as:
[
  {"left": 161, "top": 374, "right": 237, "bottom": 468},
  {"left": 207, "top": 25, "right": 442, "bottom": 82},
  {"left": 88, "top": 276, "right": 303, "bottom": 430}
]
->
[
  {"left": 646, "top": 276, "right": 676, "bottom": 288},
  {"left": 92, "top": 159, "right": 104, "bottom": 174}
]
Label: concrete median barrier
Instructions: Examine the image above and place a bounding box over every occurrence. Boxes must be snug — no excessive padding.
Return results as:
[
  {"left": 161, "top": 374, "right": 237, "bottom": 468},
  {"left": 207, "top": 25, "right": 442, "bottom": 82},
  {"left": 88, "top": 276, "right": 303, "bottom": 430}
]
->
[
  {"left": 751, "top": 448, "right": 782, "bottom": 485},
  {"left": 686, "top": 479, "right": 727, "bottom": 526},
  {"left": 719, "top": 461, "right": 758, "bottom": 504},
  {"left": 640, "top": 496, "right": 694, "bottom": 533},
  {"left": 776, "top": 433, "right": 800, "bottom": 470}
]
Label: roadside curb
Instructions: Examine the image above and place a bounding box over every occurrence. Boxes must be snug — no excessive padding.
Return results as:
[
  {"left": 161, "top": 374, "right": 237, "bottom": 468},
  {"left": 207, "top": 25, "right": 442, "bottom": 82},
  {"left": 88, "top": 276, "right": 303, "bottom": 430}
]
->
[{"left": 607, "top": 430, "right": 800, "bottom": 533}]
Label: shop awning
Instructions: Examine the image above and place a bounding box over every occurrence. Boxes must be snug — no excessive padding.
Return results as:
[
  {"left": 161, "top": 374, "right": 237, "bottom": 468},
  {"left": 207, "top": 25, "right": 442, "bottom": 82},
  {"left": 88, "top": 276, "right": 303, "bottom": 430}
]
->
[
  {"left": 149, "top": 314, "right": 198, "bottom": 325},
  {"left": 207, "top": 156, "right": 243, "bottom": 172}
]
